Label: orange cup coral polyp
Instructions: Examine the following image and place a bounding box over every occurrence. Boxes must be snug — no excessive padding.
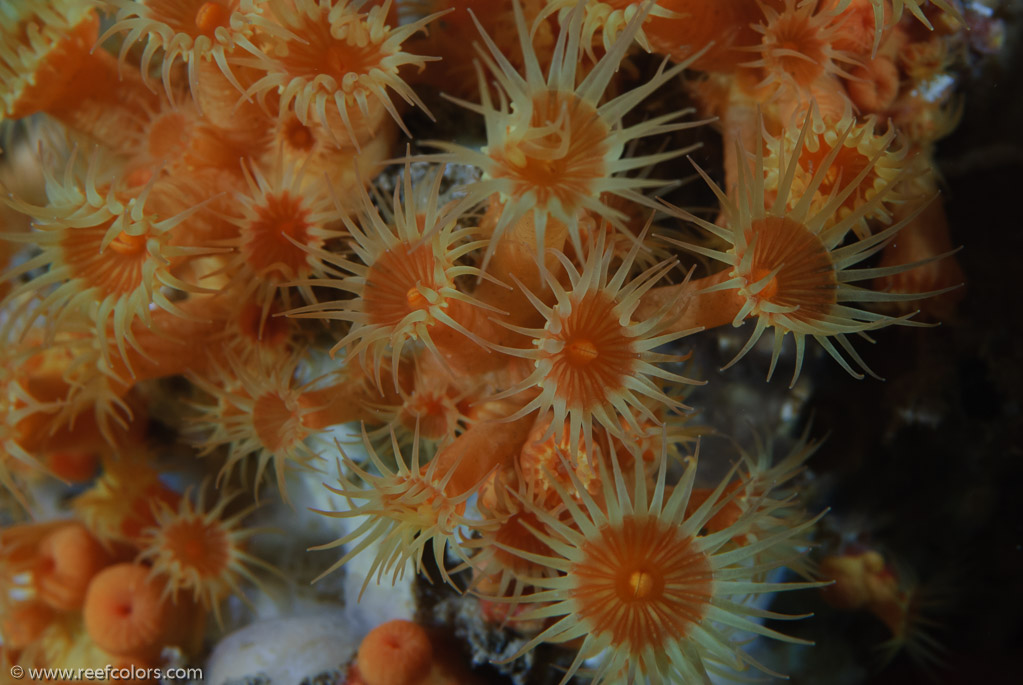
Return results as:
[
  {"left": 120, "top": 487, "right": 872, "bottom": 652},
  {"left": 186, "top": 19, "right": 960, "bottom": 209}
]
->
[
  {"left": 738, "top": 216, "right": 839, "bottom": 325},
  {"left": 245, "top": 0, "right": 439, "bottom": 146},
  {"left": 499, "top": 445, "right": 820, "bottom": 684},
  {"left": 430, "top": 1, "right": 702, "bottom": 256},
  {"left": 572, "top": 517, "right": 713, "bottom": 646},
  {"left": 495, "top": 233, "right": 696, "bottom": 456},
  {"left": 33, "top": 522, "right": 113, "bottom": 611},
  {"left": 138, "top": 483, "right": 276, "bottom": 625},
  {"left": 660, "top": 111, "right": 934, "bottom": 384}
]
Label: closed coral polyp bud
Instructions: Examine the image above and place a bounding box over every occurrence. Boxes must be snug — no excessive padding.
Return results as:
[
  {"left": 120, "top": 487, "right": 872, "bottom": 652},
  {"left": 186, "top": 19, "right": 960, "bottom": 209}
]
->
[
  {"left": 83, "top": 563, "right": 178, "bottom": 659},
  {"left": 1, "top": 600, "right": 55, "bottom": 650},
  {"left": 845, "top": 56, "right": 899, "bottom": 113},
  {"left": 356, "top": 619, "right": 433, "bottom": 685},
  {"left": 34, "top": 521, "right": 114, "bottom": 611}
]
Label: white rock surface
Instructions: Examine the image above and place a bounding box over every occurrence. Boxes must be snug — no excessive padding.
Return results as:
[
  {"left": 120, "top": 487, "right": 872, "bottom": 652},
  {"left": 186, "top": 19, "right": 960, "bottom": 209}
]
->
[{"left": 205, "top": 613, "right": 360, "bottom": 685}]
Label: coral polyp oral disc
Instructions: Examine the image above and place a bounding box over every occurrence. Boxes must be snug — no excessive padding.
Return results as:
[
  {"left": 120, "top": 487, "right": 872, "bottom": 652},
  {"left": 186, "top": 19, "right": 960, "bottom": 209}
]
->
[
  {"left": 364, "top": 243, "right": 443, "bottom": 329},
  {"left": 490, "top": 91, "right": 611, "bottom": 214},
  {"left": 739, "top": 216, "right": 838, "bottom": 324},
  {"left": 243, "top": 191, "right": 316, "bottom": 281},
  {"left": 492, "top": 231, "right": 698, "bottom": 457},
  {"left": 244, "top": 0, "right": 440, "bottom": 147},
  {"left": 574, "top": 517, "right": 713, "bottom": 644},
  {"left": 544, "top": 292, "right": 636, "bottom": 401}
]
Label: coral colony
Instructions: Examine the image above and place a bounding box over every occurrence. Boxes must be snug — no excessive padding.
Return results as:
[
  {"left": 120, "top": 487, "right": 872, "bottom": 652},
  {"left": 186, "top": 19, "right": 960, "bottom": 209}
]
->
[{"left": 0, "top": 1, "right": 970, "bottom": 684}]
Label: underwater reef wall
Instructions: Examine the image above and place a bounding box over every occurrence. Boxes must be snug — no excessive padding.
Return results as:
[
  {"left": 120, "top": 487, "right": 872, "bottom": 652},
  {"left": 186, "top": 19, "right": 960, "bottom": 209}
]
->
[{"left": 2, "top": 1, "right": 1020, "bottom": 684}]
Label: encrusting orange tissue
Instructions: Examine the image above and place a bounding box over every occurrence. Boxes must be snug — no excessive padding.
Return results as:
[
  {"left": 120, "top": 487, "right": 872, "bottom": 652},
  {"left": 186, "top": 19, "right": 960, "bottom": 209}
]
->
[{"left": 1, "top": 0, "right": 973, "bottom": 682}]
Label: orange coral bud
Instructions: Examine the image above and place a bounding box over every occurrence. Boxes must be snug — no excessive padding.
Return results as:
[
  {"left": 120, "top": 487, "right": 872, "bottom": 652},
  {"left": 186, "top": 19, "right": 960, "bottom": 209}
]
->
[
  {"left": 1, "top": 600, "right": 55, "bottom": 651},
  {"left": 83, "top": 563, "right": 183, "bottom": 659},
  {"left": 34, "top": 522, "right": 114, "bottom": 611},
  {"left": 356, "top": 620, "right": 433, "bottom": 685},
  {"left": 845, "top": 56, "right": 900, "bottom": 113}
]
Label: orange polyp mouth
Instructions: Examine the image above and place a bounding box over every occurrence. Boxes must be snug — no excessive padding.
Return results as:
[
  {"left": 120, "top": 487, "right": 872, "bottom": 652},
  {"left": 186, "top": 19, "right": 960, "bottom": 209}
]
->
[
  {"left": 108, "top": 231, "right": 148, "bottom": 256},
  {"left": 253, "top": 391, "right": 299, "bottom": 452},
  {"left": 283, "top": 118, "right": 315, "bottom": 151},
  {"left": 749, "top": 266, "right": 780, "bottom": 301},
  {"left": 627, "top": 568, "right": 657, "bottom": 600},
  {"left": 406, "top": 286, "right": 428, "bottom": 310},
  {"left": 246, "top": 193, "right": 315, "bottom": 278},
  {"left": 195, "top": 2, "right": 232, "bottom": 37},
  {"left": 166, "top": 518, "right": 229, "bottom": 576},
  {"left": 742, "top": 217, "right": 837, "bottom": 321},
  {"left": 546, "top": 292, "right": 635, "bottom": 409},
  {"left": 365, "top": 244, "right": 442, "bottom": 327},
  {"left": 565, "top": 338, "right": 599, "bottom": 366},
  {"left": 493, "top": 91, "right": 610, "bottom": 210},
  {"left": 574, "top": 518, "right": 713, "bottom": 648}
]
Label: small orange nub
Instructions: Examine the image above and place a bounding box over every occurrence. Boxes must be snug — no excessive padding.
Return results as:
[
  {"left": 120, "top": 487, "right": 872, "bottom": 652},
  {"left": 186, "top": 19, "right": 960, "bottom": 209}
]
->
[
  {"left": 357, "top": 619, "right": 434, "bottom": 685},
  {"left": 195, "top": 2, "right": 232, "bottom": 37},
  {"left": 109, "top": 231, "right": 148, "bottom": 256}
]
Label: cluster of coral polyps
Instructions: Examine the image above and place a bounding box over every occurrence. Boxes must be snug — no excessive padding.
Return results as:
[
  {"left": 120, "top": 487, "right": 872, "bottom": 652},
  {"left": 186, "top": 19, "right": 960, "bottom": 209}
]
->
[{"left": 1, "top": 0, "right": 967, "bottom": 682}]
